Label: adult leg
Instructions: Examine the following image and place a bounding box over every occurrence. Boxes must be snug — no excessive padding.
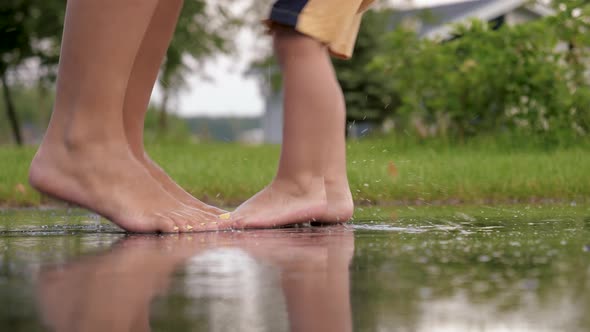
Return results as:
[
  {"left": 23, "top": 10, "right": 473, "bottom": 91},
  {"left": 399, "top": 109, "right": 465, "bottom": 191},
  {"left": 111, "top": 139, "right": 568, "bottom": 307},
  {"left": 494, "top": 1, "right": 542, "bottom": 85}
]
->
[
  {"left": 29, "top": 0, "right": 227, "bottom": 232},
  {"left": 232, "top": 27, "right": 353, "bottom": 228},
  {"left": 121, "top": 0, "right": 226, "bottom": 215}
]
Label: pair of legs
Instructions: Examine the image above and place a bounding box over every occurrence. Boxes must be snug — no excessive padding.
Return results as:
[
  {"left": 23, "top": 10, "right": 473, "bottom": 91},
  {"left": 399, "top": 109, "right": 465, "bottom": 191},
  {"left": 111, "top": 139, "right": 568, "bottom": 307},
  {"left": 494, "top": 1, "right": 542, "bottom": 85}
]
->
[
  {"left": 29, "top": 0, "right": 227, "bottom": 233},
  {"left": 29, "top": 0, "right": 353, "bottom": 232}
]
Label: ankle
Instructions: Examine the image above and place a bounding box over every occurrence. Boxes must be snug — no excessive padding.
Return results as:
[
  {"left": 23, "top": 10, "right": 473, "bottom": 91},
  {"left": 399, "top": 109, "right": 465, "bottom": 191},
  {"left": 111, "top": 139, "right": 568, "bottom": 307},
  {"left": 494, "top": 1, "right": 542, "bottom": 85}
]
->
[
  {"left": 324, "top": 175, "right": 350, "bottom": 187},
  {"left": 63, "top": 129, "right": 124, "bottom": 153},
  {"left": 272, "top": 175, "right": 326, "bottom": 197}
]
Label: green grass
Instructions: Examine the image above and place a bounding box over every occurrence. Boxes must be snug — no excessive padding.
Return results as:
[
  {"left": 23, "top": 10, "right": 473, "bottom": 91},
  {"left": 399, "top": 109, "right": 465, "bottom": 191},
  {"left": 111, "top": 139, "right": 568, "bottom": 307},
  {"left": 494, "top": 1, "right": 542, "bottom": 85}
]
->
[{"left": 0, "top": 138, "right": 589, "bottom": 207}]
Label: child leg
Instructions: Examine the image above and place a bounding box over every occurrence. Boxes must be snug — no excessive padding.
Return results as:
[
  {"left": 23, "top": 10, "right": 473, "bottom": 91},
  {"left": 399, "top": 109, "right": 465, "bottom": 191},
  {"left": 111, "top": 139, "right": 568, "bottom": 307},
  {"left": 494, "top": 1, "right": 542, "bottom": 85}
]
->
[
  {"left": 121, "top": 0, "right": 226, "bottom": 215},
  {"left": 232, "top": 27, "right": 352, "bottom": 227},
  {"left": 29, "top": 0, "right": 228, "bottom": 233},
  {"left": 231, "top": 0, "right": 375, "bottom": 228}
]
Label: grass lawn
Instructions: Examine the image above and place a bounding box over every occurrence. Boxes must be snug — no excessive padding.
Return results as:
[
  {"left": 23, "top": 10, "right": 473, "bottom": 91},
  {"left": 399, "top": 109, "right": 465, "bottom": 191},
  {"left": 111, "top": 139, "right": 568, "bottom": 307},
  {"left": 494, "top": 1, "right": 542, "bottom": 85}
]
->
[{"left": 0, "top": 138, "right": 589, "bottom": 207}]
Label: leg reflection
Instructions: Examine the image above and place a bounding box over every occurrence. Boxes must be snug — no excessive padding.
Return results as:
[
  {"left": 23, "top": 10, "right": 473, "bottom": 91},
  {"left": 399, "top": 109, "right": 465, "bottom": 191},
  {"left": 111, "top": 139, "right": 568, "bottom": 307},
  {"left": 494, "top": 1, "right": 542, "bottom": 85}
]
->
[
  {"left": 237, "top": 226, "right": 354, "bottom": 332},
  {"left": 36, "top": 234, "right": 214, "bottom": 332},
  {"left": 36, "top": 227, "right": 355, "bottom": 332}
]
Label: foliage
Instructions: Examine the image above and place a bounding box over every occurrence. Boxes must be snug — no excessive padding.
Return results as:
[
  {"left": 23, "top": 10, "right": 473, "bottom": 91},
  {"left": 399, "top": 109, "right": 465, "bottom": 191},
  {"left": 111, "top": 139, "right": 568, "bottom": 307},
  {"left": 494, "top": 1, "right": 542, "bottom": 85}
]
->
[
  {"left": 0, "top": 87, "right": 193, "bottom": 145},
  {"left": 0, "top": 85, "right": 53, "bottom": 143},
  {"left": 368, "top": 3, "right": 590, "bottom": 141},
  {"left": 0, "top": 0, "right": 64, "bottom": 144},
  {"left": 143, "top": 106, "right": 192, "bottom": 144},
  {"left": 184, "top": 116, "right": 261, "bottom": 141},
  {"left": 333, "top": 10, "right": 398, "bottom": 124},
  {"left": 157, "top": 0, "right": 243, "bottom": 129},
  {"left": 248, "top": 4, "right": 590, "bottom": 142},
  {"left": 0, "top": 0, "right": 245, "bottom": 142},
  {"left": 1, "top": 138, "right": 589, "bottom": 207},
  {"left": 0, "top": 0, "right": 63, "bottom": 77}
]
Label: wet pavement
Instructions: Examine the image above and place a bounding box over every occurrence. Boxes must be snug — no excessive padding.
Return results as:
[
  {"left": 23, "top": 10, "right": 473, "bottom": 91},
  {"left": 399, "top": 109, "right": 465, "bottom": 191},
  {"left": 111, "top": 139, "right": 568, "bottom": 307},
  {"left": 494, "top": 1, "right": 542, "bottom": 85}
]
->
[{"left": 0, "top": 205, "right": 589, "bottom": 331}]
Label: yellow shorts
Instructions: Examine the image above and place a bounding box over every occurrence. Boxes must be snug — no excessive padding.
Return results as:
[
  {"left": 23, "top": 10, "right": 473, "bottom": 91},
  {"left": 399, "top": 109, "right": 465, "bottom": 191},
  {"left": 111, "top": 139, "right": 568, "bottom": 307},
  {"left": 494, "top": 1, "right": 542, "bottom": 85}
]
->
[{"left": 267, "top": 0, "right": 375, "bottom": 59}]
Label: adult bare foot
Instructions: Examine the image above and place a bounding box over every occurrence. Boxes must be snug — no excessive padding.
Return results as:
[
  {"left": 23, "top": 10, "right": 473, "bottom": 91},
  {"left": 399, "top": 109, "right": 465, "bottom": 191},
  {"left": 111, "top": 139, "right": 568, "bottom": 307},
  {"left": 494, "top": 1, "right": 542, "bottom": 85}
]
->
[
  {"left": 231, "top": 177, "right": 328, "bottom": 228},
  {"left": 29, "top": 140, "right": 230, "bottom": 233},
  {"left": 139, "top": 154, "right": 227, "bottom": 215},
  {"left": 116, "top": 0, "right": 226, "bottom": 216},
  {"left": 28, "top": 0, "right": 231, "bottom": 233}
]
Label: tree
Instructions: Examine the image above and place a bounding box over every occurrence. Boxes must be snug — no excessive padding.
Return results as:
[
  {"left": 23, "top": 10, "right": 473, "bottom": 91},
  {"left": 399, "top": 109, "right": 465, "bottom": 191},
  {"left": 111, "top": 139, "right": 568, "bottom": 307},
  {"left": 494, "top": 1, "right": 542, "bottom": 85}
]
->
[
  {"left": 157, "top": 0, "right": 243, "bottom": 130},
  {"left": 0, "top": 0, "right": 245, "bottom": 142},
  {"left": 0, "top": 0, "right": 63, "bottom": 145},
  {"left": 333, "top": 9, "right": 398, "bottom": 127},
  {"left": 0, "top": 0, "right": 64, "bottom": 145}
]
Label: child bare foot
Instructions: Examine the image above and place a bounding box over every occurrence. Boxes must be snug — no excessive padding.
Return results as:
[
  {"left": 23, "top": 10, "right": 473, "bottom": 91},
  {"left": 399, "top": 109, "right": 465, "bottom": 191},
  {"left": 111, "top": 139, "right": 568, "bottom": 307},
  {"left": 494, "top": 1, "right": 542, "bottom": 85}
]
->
[
  {"left": 322, "top": 178, "right": 354, "bottom": 223},
  {"left": 231, "top": 178, "right": 328, "bottom": 228},
  {"left": 231, "top": 177, "right": 353, "bottom": 228},
  {"left": 29, "top": 140, "right": 229, "bottom": 233}
]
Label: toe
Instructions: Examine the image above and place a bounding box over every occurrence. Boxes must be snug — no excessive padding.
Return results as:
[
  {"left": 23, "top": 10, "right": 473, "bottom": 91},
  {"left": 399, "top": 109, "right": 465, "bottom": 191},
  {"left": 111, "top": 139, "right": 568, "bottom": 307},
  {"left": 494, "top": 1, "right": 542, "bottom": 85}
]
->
[
  {"left": 185, "top": 208, "right": 229, "bottom": 232},
  {"left": 153, "top": 215, "right": 179, "bottom": 233},
  {"left": 180, "top": 208, "right": 222, "bottom": 232},
  {"left": 168, "top": 211, "right": 191, "bottom": 233},
  {"left": 228, "top": 214, "right": 249, "bottom": 230},
  {"left": 182, "top": 210, "right": 210, "bottom": 232}
]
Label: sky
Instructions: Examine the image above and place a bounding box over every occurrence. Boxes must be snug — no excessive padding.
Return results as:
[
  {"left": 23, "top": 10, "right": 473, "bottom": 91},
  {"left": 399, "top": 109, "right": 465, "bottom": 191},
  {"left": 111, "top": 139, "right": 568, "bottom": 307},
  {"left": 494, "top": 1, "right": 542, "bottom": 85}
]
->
[{"left": 151, "top": 0, "right": 471, "bottom": 117}]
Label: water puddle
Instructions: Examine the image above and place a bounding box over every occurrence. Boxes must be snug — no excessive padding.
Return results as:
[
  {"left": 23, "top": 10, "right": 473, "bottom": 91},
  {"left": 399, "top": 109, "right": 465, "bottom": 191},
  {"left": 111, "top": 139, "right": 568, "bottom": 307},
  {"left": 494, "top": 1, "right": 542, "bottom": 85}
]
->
[
  {"left": 0, "top": 205, "right": 589, "bottom": 331},
  {"left": 352, "top": 223, "right": 427, "bottom": 233}
]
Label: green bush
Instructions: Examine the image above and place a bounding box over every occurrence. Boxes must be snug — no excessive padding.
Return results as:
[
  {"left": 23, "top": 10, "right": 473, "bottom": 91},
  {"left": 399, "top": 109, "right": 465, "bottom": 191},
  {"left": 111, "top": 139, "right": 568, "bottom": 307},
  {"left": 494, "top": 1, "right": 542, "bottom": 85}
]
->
[
  {"left": 360, "top": 4, "right": 590, "bottom": 143},
  {"left": 333, "top": 10, "right": 397, "bottom": 125}
]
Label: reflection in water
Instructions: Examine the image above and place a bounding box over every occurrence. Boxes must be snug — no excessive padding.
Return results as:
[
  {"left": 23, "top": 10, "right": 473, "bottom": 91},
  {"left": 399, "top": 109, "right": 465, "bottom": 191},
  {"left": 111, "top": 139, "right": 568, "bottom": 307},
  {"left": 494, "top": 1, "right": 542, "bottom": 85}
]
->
[
  {"left": 1, "top": 206, "right": 590, "bottom": 331},
  {"left": 35, "top": 226, "right": 354, "bottom": 332},
  {"left": 350, "top": 215, "right": 590, "bottom": 332}
]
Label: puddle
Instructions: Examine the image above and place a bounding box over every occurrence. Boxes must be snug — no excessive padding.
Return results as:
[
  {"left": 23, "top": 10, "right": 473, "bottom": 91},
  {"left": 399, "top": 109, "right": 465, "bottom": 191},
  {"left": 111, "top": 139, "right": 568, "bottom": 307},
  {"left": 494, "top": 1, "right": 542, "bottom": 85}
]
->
[
  {"left": 0, "top": 206, "right": 589, "bottom": 331},
  {"left": 352, "top": 223, "right": 427, "bottom": 233}
]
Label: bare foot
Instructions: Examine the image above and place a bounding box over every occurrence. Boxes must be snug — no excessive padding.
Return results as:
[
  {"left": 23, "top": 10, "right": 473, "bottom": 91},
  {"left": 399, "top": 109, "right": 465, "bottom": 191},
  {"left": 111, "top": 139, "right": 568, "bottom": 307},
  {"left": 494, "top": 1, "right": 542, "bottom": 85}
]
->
[
  {"left": 231, "top": 177, "right": 354, "bottom": 228},
  {"left": 29, "top": 140, "right": 232, "bottom": 233},
  {"left": 320, "top": 178, "right": 354, "bottom": 223},
  {"left": 231, "top": 177, "right": 328, "bottom": 228},
  {"left": 140, "top": 154, "right": 227, "bottom": 215}
]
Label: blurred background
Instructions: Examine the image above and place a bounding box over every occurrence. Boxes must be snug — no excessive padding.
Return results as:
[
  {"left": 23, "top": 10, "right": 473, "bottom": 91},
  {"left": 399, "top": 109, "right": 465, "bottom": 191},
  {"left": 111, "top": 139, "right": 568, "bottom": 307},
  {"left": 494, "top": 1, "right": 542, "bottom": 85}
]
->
[{"left": 1, "top": 0, "right": 588, "bottom": 147}]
